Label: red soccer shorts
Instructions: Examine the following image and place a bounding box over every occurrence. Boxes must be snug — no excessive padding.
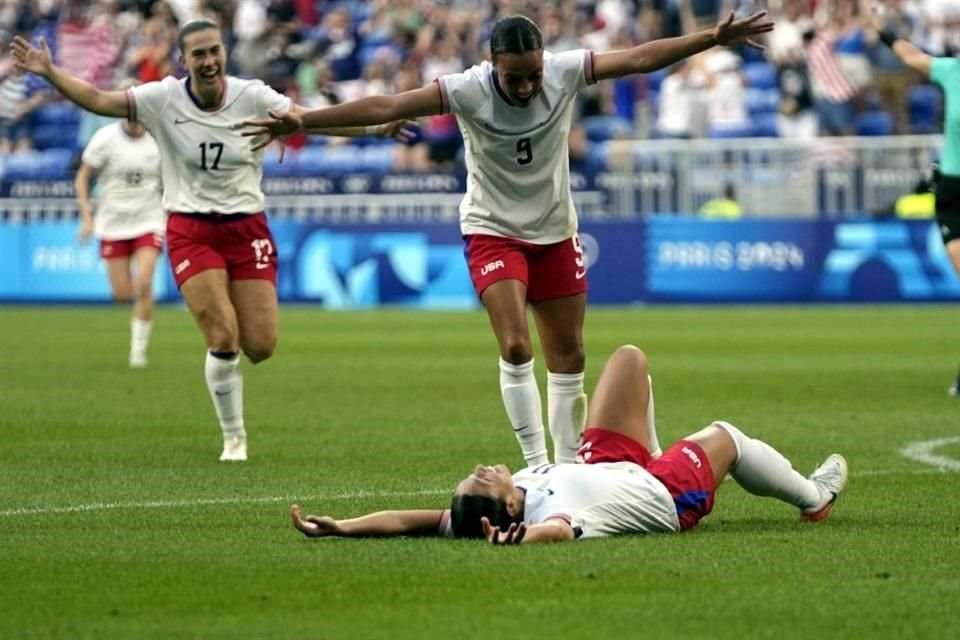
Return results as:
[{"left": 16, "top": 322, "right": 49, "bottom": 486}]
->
[
  {"left": 166, "top": 212, "right": 277, "bottom": 288},
  {"left": 463, "top": 233, "right": 588, "bottom": 303},
  {"left": 100, "top": 232, "right": 164, "bottom": 259},
  {"left": 577, "top": 427, "right": 717, "bottom": 531}
]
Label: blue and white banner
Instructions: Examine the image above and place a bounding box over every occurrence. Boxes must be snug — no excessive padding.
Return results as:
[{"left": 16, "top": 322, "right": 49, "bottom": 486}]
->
[{"left": 1, "top": 217, "right": 957, "bottom": 304}]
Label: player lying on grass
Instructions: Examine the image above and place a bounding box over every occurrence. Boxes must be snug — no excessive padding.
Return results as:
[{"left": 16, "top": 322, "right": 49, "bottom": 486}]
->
[{"left": 292, "top": 345, "right": 848, "bottom": 544}]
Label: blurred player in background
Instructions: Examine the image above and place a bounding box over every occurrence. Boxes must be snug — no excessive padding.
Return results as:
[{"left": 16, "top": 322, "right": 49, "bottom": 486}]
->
[
  {"left": 868, "top": 4, "right": 960, "bottom": 395},
  {"left": 245, "top": 11, "right": 775, "bottom": 468},
  {"left": 75, "top": 109, "right": 165, "bottom": 369},
  {"left": 11, "top": 19, "right": 410, "bottom": 461},
  {"left": 291, "top": 345, "right": 848, "bottom": 543}
]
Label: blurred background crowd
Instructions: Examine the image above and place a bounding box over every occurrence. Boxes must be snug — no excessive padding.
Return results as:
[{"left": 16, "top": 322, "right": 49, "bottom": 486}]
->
[{"left": 0, "top": 0, "right": 955, "bottom": 172}]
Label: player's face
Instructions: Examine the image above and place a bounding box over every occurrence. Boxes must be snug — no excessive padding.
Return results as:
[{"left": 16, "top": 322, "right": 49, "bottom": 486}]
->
[
  {"left": 494, "top": 50, "right": 544, "bottom": 106},
  {"left": 457, "top": 464, "right": 515, "bottom": 500},
  {"left": 181, "top": 28, "right": 227, "bottom": 91}
]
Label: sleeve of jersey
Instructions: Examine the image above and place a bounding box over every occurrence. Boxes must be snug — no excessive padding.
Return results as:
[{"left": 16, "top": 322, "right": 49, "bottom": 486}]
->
[
  {"left": 257, "top": 81, "right": 293, "bottom": 117},
  {"left": 126, "top": 79, "right": 170, "bottom": 130},
  {"left": 80, "top": 126, "right": 109, "bottom": 169},
  {"left": 929, "top": 57, "right": 959, "bottom": 88},
  {"left": 435, "top": 70, "right": 475, "bottom": 116},
  {"left": 550, "top": 49, "right": 597, "bottom": 92}
]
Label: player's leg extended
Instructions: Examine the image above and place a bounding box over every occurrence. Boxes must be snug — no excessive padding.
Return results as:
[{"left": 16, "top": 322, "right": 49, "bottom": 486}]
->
[
  {"left": 181, "top": 269, "right": 246, "bottom": 460},
  {"left": 532, "top": 293, "right": 588, "bottom": 463},
  {"left": 586, "top": 345, "right": 658, "bottom": 454},
  {"left": 129, "top": 246, "right": 160, "bottom": 367},
  {"left": 692, "top": 422, "right": 848, "bottom": 521},
  {"left": 482, "top": 279, "right": 548, "bottom": 467}
]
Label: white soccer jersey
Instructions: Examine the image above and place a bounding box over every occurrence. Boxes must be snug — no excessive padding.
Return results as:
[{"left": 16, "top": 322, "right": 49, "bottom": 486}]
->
[
  {"left": 126, "top": 76, "right": 291, "bottom": 214},
  {"left": 437, "top": 50, "right": 596, "bottom": 244},
  {"left": 81, "top": 122, "right": 165, "bottom": 241},
  {"left": 513, "top": 462, "right": 680, "bottom": 539}
]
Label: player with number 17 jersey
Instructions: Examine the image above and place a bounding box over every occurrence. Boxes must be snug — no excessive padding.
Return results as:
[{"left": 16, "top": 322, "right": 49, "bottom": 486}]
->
[{"left": 126, "top": 75, "right": 290, "bottom": 286}]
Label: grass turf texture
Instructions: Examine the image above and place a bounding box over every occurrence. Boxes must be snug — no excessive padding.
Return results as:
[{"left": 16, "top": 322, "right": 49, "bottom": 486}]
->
[{"left": 1, "top": 305, "right": 958, "bottom": 639}]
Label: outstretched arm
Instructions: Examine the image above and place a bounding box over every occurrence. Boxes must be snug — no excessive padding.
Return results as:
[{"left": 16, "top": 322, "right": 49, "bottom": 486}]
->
[
  {"left": 243, "top": 85, "right": 442, "bottom": 150},
  {"left": 9, "top": 36, "right": 128, "bottom": 118},
  {"left": 287, "top": 105, "right": 416, "bottom": 141},
  {"left": 593, "top": 11, "right": 774, "bottom": 80},
  {"left": 291, "top": 504, "right": 447, "bottom": 538}
]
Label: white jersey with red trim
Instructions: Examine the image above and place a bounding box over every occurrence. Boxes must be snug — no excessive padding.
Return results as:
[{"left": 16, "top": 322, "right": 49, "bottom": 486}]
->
[
  {"left": 513, "top": 462, "right": 680, "bottom": 539},
  {"left": 126, "top": 76, "right": 290, "bottom": 215},
  {"left": 81, "top": 122, "right": 165, "bottom": 240},
  {"left": 437, "top": 49, "right": 596, "bottom": 244}
]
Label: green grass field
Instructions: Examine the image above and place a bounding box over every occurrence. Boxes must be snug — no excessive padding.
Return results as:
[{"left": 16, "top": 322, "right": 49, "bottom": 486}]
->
[{"left": 2, "top": 305, "right": 958, "bottom": 639}]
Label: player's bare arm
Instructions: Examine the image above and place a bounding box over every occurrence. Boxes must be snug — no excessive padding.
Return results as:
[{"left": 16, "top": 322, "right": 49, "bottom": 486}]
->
[
  {"left": 243, "top": 85, "right": 442, "bottom": 149},
  {"left": 74, "top": 163, "right": 97, "bottom": 243},
  {"left": 481, "top": 516, "right": 575, "bottom": 545},
  {"left": 9, "top": 36, "right": 128, "bottom": 118},
  {"left": 291, "top": 504, "right": 446, "bottom": 538},
  {"left": 593, "top": 11, "right": 774, "bottom": 80}
]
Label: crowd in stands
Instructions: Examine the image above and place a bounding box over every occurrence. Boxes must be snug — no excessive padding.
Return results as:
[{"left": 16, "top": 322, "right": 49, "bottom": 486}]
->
[{"left": 0, "top": 0, "right": 955, "bottom": 176}]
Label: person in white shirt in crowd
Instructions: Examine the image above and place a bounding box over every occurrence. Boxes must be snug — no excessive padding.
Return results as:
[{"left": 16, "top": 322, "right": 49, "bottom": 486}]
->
[
  {"left": 244, "top": 11, "right": 774, "bottom": 469},
  {"left": 75, "top": 96, "right": 165, "bottom": 368},
  {"left": 11, "top": 19, "right": 410, "bottom": 462},
  {"left": 291, "top": 344, "right": 848, "bottom": 543}
]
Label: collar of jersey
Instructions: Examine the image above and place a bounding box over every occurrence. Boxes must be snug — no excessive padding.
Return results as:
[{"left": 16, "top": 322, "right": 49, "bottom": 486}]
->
[
  {"left": 491, "top": 71, "right": 537, "bottom": 109},
  {"left": 184, "top": 77, "right": 228, "bottom": 113}
]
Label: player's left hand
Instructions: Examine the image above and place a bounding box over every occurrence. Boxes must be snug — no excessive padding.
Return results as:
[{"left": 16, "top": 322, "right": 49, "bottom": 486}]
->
[
  {"left": 481, "top": 516, "right": 527, "bottom": 545},
  {"left": 291, "top": 504, "right": 343, "bottom": 538},
  {"left": 242, "top": 109, "right": 303, "bottom": 151},
  {"left": 373, "top": 120, "right": 418, "bottom": 142},
  {"left": 713, "top": 11, "right": 775, "bottom": 50}
]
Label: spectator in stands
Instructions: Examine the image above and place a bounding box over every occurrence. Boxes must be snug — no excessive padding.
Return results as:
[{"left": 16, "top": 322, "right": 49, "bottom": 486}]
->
[
  {"left": 767, "top": 0, "right": 818, "bottom": 139},
  {"left": 865, "top": 0, "right": 916, "bottom": 134},
  {"left": 804, "top": 27, "right": 858, "bottom": 135},
  {"left": 125, "top": 0, "right": 178, "bottom": 84},
  {"left": 244, "top": 11, "right": 775, "bottom": 467},
  {"left": 653, "top": 61, "right": 699, "bottom": 138},
  {"left": 869, "top": 6, "right": 960, "bottom": 395},
  {"left": 0, "top": 31, "right": 40, "bottom": 154},
  {"left": 697, "top": 48, "right": 751, "bottom": 137}
]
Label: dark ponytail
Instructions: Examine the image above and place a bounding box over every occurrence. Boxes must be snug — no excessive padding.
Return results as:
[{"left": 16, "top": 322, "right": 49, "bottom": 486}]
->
[{"left": 490, "top": 15, "right": 543, "bottom": 60}]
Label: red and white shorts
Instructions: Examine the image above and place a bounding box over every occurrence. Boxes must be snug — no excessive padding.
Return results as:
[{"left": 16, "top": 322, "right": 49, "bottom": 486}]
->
[
  {"left": 100, "top": 232, "right": 164, "bottom": 259},
  {"left": 577, "top": 427, "right": 717, "bottom": 531},
  {"left": 463, "top": 233, "right": 588, "bottom": 303},
  {"left": 166, "top": 212, "right": 277, "bottom": 288}
]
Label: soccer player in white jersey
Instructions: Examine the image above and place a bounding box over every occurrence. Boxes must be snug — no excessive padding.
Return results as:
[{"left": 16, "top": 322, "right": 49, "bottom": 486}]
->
[
  {"left": 11, "top": 20, "right": 410, "bottom": 462},
  {"left": 76, "top": 115, "right": 165, "bottom": 368},
  {"left": 291, "top": 344, "right": 848, "bottom": 543},
  {"left": 246, "top": 12, "right": 775, "bottom": 468}
]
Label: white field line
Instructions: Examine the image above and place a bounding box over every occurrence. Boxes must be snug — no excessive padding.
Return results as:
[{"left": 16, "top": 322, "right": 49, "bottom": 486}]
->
[{"left": 900, "top": 436, "right": 960, "bottom": 472}]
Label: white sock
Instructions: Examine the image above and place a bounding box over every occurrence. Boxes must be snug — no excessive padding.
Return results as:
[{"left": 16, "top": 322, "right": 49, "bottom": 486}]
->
[
  {"left": 131, "top": 318, "right": 152, "bottom": 356},
  {"left": 713, "top": 421, "right": 821, "bottom": 510},
  {"left": 646, "top": 375, "right": 662, "bottom": 459},
  {"left": 500, "top": 358, "right": 548, "bottom": 466},
  {"left": 547, "top": 371, "right": 587, "bottom": 464},
  {"left": 205, "top": 351, "right": 245, "bottom": 438}
]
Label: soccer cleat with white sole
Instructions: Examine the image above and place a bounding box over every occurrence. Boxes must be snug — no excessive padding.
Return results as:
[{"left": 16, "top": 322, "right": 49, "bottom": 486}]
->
[
  {"left": 220, "top": 435, "right": 247, "bottom": 462},
  {"left": 129, "top": 351, "right": 148, "bottom": 368},
  {"left": 801, "top": 454, "right": 848, "bottom": 523}
]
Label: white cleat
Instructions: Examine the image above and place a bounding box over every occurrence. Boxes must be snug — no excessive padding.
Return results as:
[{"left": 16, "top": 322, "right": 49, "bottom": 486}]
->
[
  {"left": 801, "top": 454, "right": 848, "bottom": 523},
  {"left": 948, "top": 380, "right": 959, "bottom": 397},
  {"left": 220, "top": 435, "right": 247, "bottom": 462},
  {"left": 129, "top": 351, "right": 148, "bottom": 368}
]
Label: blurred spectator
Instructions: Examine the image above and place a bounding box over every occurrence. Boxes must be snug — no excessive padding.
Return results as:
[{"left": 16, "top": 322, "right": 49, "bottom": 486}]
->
[
  {"left": 768, "top": 0, "right": 817, "bottom": 138},
  {"left": 697, "top": 49, "right": 751, "bottom": 136},
  {"left": 804, "top": 29, "right": 858, "bottom": 135},
  {"left": 829, "top": 0, "right": 871, "bottom": 94},
  {"left": 125, "top": 0, "right": 178, "bottom": 83},
  {"left": 654, "top": 61, "right": 699, "bottom": 138},
  {"left": 865, "top": 0, "right": 917, "bottom": 134},
  {"left": 917, "top": 0, "right": 960, "bottom": 57}
]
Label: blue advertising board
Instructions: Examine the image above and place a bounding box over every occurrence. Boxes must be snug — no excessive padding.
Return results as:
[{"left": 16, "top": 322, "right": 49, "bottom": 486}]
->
[{"left": 1, "top": 217, "right": 957, "bottom": 305}]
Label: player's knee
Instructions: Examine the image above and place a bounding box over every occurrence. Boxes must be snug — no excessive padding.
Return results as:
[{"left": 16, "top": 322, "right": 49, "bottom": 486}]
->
[
  {"left": 610, "top": 344, "right": 647, "bottom": 374},
  {"left": 501, "top": 338, "right": 533, "bottom": 365},
  {"left": 244, "top": 338, "right": 276, "bottom": 364},
  {"left": 134, "top": 280, "right": 153, "bottom": 302},
  {"left": 112, "top": 288, "right": 134, "bottom": 303}
]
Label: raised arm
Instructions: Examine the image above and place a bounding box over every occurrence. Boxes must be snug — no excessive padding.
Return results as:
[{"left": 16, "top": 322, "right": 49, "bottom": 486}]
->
[
  {"left": 291, "top": 504, "right": 447, "bottom": 538},
  {"left": 243, "top": 85, "right": 442, "bottom": 150},
  {"left": 10, "top": 36, "right": 128, "bottom": 118},
  {"left": 865, "top": 3, "right": 931, "bottom": 76},
  {"left": 593, "top": 11, "right": 774, "bottom": 80}
]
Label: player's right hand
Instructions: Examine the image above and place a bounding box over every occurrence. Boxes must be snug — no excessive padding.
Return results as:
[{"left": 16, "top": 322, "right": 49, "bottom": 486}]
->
[
  {"left": 291, "top": 504, "right": 342, "bottom": 538},
  {"left": 481, "top": 516, "right": 527, "bottom": 545},
  {"left": 242, "top": 109, "right": 303, "bottom": 152},
  {"left": 10, "top": 35, "right": 53, "bottom": 77}
]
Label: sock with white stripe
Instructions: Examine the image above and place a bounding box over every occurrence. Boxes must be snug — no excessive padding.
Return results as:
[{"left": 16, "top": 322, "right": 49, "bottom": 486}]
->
[
  {"left": 713, "top": 421, "right": 820, "bottom": 510},
  {"left": 205, "top": 351, "right": 245, "bottom": 439},
  {"left": 547, "top": 371, "right": 587, "bottom": 464},
  {"left": 500, "top": 358, "right": 548, "bottom": 466},
  {"left": 130, "top": 318, "right": 151, "bottom": 358}
]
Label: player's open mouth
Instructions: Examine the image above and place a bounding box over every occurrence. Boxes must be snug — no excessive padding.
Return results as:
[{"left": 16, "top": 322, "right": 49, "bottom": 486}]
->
[{"left": 199, "top": 68, "right": 219, "bottom": 80}]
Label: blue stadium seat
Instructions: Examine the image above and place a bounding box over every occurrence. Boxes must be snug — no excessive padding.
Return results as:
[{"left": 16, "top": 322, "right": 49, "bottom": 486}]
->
[
  {"left": 582, "top": 115, "right": 632, "bottom": 142},
  {"left": 585, "top": 141, "right": 609, "bottom": 172},
  {"left": 263, "top": 149, "right": 296, "bottom": 177},
  {"left": 298, "top": 145, "right": 364, "bottom": 173},
  {"left": 646, "top": 67, "right": 670, "bottom": 93},
  {"left": 32, "top": 102, "right": 81, "bottom": 126},
  {"left": 855, "top": 111, "right": 893, "bottom": 136},
  {"left": 751, "top": 112, "right": 780, "bottom": 137},
  {"left": 908, "top": 84, "right": 941, "bottom": 134},
  {"left": 30, "top": 124, "right": 79, "bottom": 150},
  {"left": 3, "top": 149, "right": 73, "bottom": 180},
  {"left": 359, "top": 145, "right": 394, "bottom": 172},
  {"left": 746, "top": 88, "right": 780, "bottom": 116},
  {"left": 743, "top": 62, "right": 777, "bottom": 89},
  {"left": 709, "top": 123, "right": 754, "bottom": 139}
]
